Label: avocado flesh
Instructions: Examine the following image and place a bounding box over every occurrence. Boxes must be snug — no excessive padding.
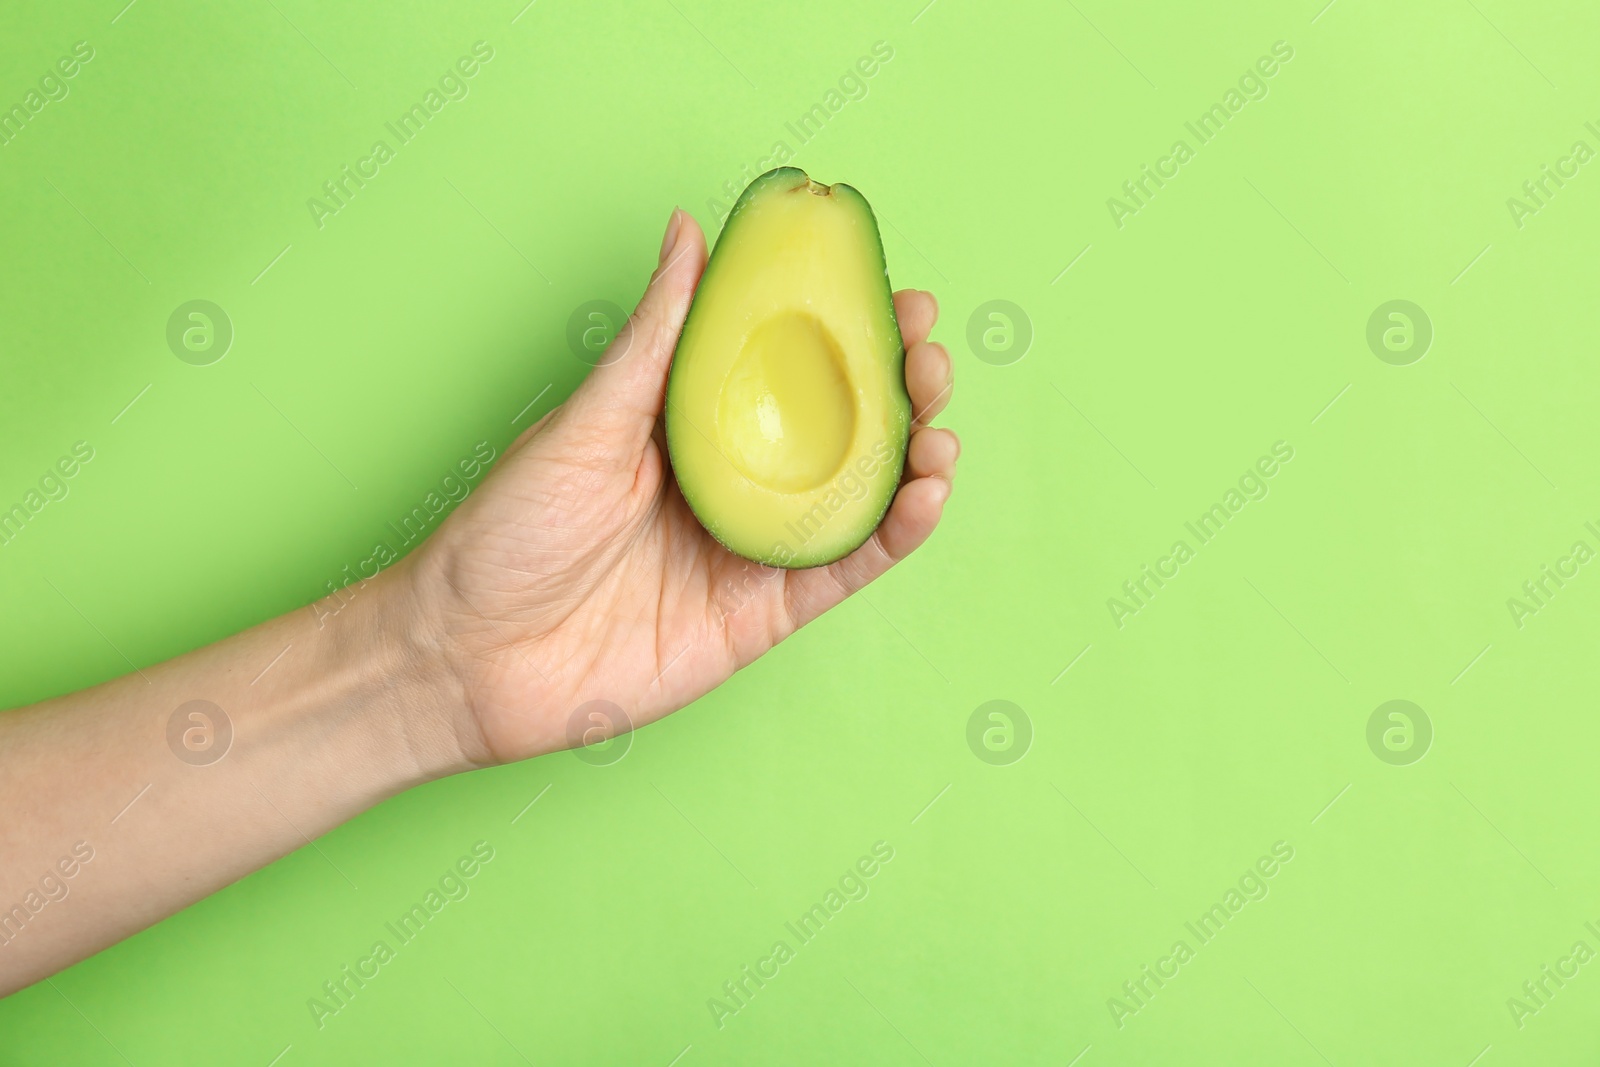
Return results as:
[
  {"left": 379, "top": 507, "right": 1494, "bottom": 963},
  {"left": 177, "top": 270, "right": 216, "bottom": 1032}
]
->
[{"left": 666, "top": 168, "right": 910, "bottom": 569}]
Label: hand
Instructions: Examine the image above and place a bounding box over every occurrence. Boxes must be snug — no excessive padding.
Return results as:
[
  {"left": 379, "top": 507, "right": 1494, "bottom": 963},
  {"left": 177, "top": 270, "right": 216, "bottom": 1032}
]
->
[
  {"left": 408, "top": 208, "right": 959, "bottom": 766},
  {"left": 0, "top": 207, "right": 954, "bottom": 993}
]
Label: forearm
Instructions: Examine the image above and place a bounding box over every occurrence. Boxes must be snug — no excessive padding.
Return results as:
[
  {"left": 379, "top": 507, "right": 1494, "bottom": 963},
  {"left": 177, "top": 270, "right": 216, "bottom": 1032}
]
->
[{"left": 0, "top": 561, "right": 468, "bottom": 996}]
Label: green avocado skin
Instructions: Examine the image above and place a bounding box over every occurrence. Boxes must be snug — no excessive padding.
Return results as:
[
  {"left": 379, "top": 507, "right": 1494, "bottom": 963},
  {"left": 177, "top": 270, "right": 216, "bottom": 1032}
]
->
[{"left": 665, "top": 167, "right": 910, "bottom": 569}]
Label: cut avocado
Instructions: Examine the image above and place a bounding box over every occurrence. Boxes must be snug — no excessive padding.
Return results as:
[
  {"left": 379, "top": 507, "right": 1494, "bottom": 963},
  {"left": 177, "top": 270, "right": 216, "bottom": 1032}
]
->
[{"left": 666, "top": 168, "right": 910, "bottom": 568}]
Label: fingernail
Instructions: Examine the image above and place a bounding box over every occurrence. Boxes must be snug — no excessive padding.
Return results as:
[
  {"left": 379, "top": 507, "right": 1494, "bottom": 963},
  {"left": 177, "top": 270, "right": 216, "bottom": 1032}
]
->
[{"left": 659, "top": 208, "right": 683, "bottom": 265}]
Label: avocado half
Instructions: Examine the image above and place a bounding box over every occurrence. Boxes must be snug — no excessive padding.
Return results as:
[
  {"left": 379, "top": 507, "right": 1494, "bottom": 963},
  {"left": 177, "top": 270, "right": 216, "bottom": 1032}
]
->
[{"left": 665, "top": 168, "right": 911, "bottom": 569}]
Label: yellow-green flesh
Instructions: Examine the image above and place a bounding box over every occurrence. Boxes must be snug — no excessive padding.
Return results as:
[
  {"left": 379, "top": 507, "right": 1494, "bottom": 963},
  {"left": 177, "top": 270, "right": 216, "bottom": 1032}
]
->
[{"left": 667, "top": 168, "right": 910, "bottom": 568}]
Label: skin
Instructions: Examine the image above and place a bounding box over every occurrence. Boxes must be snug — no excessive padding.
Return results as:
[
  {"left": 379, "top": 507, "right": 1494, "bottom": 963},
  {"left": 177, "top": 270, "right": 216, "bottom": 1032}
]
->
[{"left": 0, "top": 209, "right": 957, "bottom": 997}]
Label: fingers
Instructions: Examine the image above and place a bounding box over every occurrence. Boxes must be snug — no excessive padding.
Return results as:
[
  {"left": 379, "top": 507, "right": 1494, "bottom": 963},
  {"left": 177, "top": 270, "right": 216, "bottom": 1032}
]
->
[
  {"left": 895, "top": 291, "right": 949, "bottom": 425},
  {"left": 907, "top": 426, "right": 959, "bottom": 480},
  {"left": 894, "top": 289, "right": 938, "bottom": 348},
  {"left": 782, "top": 475, "right": 952, "bottom": 630},
  {"left": 905, "top": 340, "right": 952, "bottom": 426},
  {"left": 562, "top": 208, "right": 708, "bottom": 458},
  {"left": 872, "top": 475, "right": 952, "bottom": 560},
  {"left": 782, "top": 291, "right": 952, "bottom": 629}
]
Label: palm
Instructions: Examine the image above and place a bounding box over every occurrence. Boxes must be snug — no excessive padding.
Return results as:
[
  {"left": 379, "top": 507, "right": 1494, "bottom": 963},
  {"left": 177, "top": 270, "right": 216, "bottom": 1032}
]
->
[{"left": 415, "top": 211, "right": 956, "bottom": 766}]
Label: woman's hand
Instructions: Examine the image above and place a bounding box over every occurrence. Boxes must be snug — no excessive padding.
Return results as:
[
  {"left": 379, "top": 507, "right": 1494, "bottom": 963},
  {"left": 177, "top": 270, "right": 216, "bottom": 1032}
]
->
[
  {"left": 0, "top": 208, "right": 955, "bottom": 996},
  {"left": 409, "top": 208, "right": 959, "bottom": 766}
]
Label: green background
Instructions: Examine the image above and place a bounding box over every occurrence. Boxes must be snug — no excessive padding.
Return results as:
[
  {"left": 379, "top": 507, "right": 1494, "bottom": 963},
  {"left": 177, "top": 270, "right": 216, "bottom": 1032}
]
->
[{"left": 2, "top": 0, "right": 1598, "bottom": 1062}]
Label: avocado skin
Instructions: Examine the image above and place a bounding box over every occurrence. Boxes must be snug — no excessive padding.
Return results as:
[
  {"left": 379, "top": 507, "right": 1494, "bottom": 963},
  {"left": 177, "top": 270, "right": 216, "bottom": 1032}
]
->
[{"left": 665, "top": 168, "right": 910, "bottom": 569}]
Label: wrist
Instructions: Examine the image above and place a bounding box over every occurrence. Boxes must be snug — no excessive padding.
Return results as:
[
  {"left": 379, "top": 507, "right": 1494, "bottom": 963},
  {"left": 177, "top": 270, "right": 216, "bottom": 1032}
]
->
[
  {"left": 313, "top": 558, "right": 483, "bottom": 787},
  {"left": 388, "top": 534, "right": 567, "bottom": 768}
]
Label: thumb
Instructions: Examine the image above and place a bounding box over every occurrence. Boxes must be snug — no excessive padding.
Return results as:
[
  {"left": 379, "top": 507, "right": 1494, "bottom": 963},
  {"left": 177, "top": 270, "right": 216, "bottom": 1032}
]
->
[{"left": 563, "top": 208, "right": 707, "bottom": 456}]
